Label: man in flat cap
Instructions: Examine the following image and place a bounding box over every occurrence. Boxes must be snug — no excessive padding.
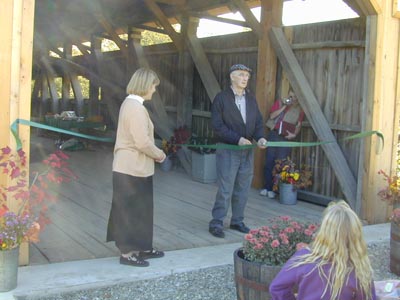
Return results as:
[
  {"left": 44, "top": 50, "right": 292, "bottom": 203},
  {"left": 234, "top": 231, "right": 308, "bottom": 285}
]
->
[{"left": 209, "top": 64, "right": 267, "bottom": 238}]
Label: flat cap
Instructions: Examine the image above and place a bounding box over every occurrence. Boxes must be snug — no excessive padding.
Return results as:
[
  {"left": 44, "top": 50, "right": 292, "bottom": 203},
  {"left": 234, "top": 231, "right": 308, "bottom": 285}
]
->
[{"left": 229, "top": 64, "right": 252, "bottom": 74}]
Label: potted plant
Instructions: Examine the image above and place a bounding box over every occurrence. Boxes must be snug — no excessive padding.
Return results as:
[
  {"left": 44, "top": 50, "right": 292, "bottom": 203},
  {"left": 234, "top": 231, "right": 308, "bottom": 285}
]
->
[
  {"left": 234, "top": 216, "right": 319, "bottom": 300},
  {"left": 160, "top": 126, "right": 190, "bottom": 172},
  {"left": 0, "top": 146, "right": 76, "bottom": 291},
  {"left": 377, "top": 169, "right": 400, "bottom": 276},
  {"left": 188, "top": 135, "right": 217, "bottom": 183},
  {"left": 272, "top": 158, "right": 312, "bottom": 205},
  {"left": 160, "top": 138, "right": 177, "bottom": 171}
]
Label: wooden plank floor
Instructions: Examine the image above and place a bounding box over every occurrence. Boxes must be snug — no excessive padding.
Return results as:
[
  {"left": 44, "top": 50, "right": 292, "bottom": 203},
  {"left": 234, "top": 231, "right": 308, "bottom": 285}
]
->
[{"left": 29, "top": 136, "right": 325, "bottom": 265}]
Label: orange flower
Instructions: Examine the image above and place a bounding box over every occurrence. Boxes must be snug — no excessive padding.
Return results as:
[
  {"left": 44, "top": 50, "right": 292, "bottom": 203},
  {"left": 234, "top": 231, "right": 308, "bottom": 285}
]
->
[{"left": 25, "top": 222, "right": 41, "bottom": 243}]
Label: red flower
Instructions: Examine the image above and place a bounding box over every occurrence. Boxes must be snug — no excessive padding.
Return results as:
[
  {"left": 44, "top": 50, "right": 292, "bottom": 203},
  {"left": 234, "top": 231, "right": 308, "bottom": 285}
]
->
[
  {"left": 242, "top": 216, "right": 319, "bottom": 266},
  {"left": 271, "top": 240, "right": 280, "bottom": 248}
]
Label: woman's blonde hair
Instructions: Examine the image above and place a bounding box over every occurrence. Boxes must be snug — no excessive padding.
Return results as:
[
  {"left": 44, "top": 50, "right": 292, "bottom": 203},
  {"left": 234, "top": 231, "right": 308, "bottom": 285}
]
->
[
  {"left": 126, "top": 68, "right": 160, "bottom": 96},
  {"left": 291, "top": 200, "right": 374, "bottom": 300}
]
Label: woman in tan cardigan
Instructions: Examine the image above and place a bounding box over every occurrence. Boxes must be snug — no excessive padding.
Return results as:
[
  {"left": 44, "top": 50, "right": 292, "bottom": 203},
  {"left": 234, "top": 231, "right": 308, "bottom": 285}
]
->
[{"left": 107, "top": 68, "right": 166, "bottom": 267}]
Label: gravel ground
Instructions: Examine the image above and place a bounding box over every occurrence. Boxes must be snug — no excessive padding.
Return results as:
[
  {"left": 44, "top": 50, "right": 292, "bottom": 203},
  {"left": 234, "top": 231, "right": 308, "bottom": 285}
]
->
[{"left": 30, "top": 240, "right": 399, "bottom": 300}]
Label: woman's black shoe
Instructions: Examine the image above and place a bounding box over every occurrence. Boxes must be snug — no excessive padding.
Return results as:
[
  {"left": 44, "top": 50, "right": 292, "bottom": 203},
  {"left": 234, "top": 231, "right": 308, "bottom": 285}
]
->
[
  {"left": 139, "top": 249, "right": 165, "bottom": 260},
  {"left": 120, "top": 254, "right": 149, "bottom": 267}
]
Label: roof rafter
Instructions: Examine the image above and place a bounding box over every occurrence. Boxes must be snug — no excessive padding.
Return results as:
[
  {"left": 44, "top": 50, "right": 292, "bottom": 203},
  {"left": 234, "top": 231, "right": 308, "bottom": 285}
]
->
[
  {"left": 144, "top": 0, "right": 183, "bottom": 51},
  {"left": 231, "top": 0, "right": 261, "bottom": 38},
  {"left": 342, "top": 0, "right": 381, "bottom": 16},
  {"left": 155, "top": 0, "right": 186, "bottom": 5},
  {"left": 191, "top": 11, "right": 249, "bottom": 27},
  {"left": 95, "top": 14, "right": 129, "bottom": 57}
]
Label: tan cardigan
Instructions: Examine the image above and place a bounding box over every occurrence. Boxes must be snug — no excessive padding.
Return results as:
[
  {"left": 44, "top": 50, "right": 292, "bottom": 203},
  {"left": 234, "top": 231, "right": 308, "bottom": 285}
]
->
[{"left": 113, "top": 96, "right": 164, "bottom": 177}]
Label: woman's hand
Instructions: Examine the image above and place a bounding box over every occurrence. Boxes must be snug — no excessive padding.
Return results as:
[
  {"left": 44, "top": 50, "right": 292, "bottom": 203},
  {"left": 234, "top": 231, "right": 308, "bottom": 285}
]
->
[{"left": 155, "top": 152, "right": 166, "bottom": 163}]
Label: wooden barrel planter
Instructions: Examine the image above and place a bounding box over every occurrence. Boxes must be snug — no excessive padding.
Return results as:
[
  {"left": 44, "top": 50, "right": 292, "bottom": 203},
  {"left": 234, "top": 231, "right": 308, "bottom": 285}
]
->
[
  {"left": 233, "top": 248, "right": 282, "bottom": 300},
  {"left": 390, "top": 221, "right": 400, "bottom": 276}
]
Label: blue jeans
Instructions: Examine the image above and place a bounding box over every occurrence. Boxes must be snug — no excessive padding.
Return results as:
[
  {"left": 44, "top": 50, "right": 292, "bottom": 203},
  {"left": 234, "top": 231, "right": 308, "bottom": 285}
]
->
[
  {"left": 263, "top": 130, "right": 291, "bottom": 190},
  {"left": 209, "top": 148, "right": 254, "bottom": 229}
]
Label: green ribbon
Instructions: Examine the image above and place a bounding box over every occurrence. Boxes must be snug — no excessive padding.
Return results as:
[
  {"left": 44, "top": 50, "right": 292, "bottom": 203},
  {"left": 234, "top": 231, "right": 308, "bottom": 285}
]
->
[
  {"left": 179, "top": 130, "right": 384, "bottom": 151},
  {"left": 10, "top": 118, "right": 383, "bottom": 153},
  {"left": 11, "top": 119, "right": 115, "bottom": 150}
]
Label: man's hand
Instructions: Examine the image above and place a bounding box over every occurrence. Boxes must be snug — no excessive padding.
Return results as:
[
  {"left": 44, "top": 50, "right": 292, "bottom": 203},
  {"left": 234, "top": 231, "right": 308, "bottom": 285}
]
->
[
  {"left": 155, "top": 152, "right": 167, "bottom": 163},
  {"left": 257, "top": 138, "right": 267, "bottom": 149},
  {"left": 285, "top": 131, "right": 296, "bottom": 140},
  {"left": 238, "top": 137, "right": 252, "bottom": 146}
]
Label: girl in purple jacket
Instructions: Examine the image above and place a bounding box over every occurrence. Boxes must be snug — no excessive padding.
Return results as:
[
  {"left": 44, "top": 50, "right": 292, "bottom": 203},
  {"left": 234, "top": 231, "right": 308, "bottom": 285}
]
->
[{"left": 269, "top": 200, "right": 377, "bottom": 300}]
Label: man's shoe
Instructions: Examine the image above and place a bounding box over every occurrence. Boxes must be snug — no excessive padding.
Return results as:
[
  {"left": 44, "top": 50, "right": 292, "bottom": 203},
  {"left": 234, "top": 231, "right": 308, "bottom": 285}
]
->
[
  {"left": 209, "top": 227, "right": 225, "bottom": 238},
  {"left": 139, "top": 249, "right": 164, "bottom": 260},
  {"left": 230, "top": 223, "right": 250, "bottom": 233},
  {"left": 259, "top": 189, "right": 268, "bottom": 196},
  {"left": 267, "top": 191, "right": 276, "bottom": 198}
]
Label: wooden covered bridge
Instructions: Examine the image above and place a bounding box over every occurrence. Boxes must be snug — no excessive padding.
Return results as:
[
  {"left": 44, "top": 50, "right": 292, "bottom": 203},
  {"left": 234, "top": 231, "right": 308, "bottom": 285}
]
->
[{"left": 1, "top": 0, "right": 399, "bottom": 264}]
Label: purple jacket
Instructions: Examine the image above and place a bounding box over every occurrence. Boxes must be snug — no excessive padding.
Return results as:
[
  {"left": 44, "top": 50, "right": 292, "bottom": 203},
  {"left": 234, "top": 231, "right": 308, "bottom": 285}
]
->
[{"left": 269, "top": 248, "right": 377, "bottom": 300}]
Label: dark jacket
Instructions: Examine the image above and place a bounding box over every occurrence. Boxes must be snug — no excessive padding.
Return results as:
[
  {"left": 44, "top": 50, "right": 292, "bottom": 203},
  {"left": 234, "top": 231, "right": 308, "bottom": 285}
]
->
[{"left": 211, "top": 88, "right": 264, "bottom": 145}]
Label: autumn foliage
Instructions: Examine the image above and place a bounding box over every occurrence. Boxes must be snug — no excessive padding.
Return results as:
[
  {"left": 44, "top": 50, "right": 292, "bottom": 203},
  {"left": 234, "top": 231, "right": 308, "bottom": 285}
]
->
[{"left": 0, "top": 146, "right": 76, "bottom": 250}]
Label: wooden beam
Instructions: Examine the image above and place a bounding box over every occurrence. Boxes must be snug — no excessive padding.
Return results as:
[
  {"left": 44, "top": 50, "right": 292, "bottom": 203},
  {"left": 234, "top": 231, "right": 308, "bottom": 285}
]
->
[
  {"left": 56, "top": 42, "right": 86, "bottom": 116},
  {"left": 231, "top": 0, "right": 261, "bottom": 37},
  {"left": 40, "top": 56, "right": 59, "bottom": 113},
  {"left": 90, "top": 39, "right": 121, "bottom": 126},
  {"left": 95, "top": 14, "right": 129, "bottom": 57},
  {"left": 342, "top": 0, "right": 381, "bottom": 15},
  {"left": 69, "top": 74, "right": 85, "bottom": 116},
  {"left": 128, "top": 28, "right": 174, "bottom": 139},
  {"left": 35, "top": 33, "right": 64, "bottom": 58},
  {"left": 0, "top": 0, "right": 35, "bottom": 265},
  {"left": 394, "top": 0, "right": 400, "bottom": 18},
  {"left": 144, "top": 0, "right": 183, "bottom": 51},
  {"left": 279, "top": 27, "right": 293, "bottom": 99},
  {"left": 191, "top": 11, "right": 249, "bottom": 28},
  {"left": 74, "top": 43, "right": 91, "bottom": 56},
  {"left": 45, "top": 72, "right": 59, "bottom": 113},
  {"left": 185, "top": 17, "right": 221, "bottom": 102},
  {"left": 128, "top": 28, "right": 192, "bottom": 173},
  {"left": 155, "top": 0, "right": 186, "bottom": 4},
  {"left": 41, "top": 73, "right": 49, "bottom": 116},
  {"left": 253, "top": 0, "right": 282, "bottom": 188},
  {"left": 176, "top": 15, "right": 194, "bottom": 128},
  {"left": 134, "top": 24, "right": 167, "bottom": 35},
  {"left": 361, "top": 1, "right": 400, "bottom": 224},
  {"left": 269, "top": 27, "right": 357, "bottom": 207},
  {"left": 62, "top": 43, "right": 72, "bottom": 111},
  {"left": 291, "top": 40, "right": 365, "bottom": 50}
]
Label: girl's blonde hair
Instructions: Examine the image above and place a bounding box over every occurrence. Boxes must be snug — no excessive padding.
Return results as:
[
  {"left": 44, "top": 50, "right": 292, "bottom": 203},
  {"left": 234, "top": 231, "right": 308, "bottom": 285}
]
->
[
  {"left": 291, "top": 200, "right": 374, "bottom": 300},
  {"left": 126, "top": 68, "right": 160, "bottom": 96}
]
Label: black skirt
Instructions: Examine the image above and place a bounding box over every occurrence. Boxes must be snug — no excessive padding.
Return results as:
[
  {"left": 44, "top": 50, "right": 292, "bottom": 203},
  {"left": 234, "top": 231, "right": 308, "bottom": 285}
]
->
[{"left": 106, "top": 171, "right": 153, "bottom": 253}]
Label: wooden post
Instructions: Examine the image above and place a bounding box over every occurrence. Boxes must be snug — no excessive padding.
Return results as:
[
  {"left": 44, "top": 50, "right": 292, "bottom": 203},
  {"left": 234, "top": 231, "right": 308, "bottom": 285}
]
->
[
  {"left": 0, "top": 0, "right": 35, "bottom": 265},
  {"left": 252, "top": 0, "right": 283, "bottom": 188},
  {"left": 177, "top": 15, "right": 194, "bottom": 128},
  {"left": 361, "top": 0, "right": 400, "bottom": 223},
  {"left": 185, "top": 17, "right": 220, "bottom": 102},
  {"left": 90, "top": 36, "right": 103, "bottom": 116},
  {"left": 129, "top": 27, "right": 174, "bottom": 139},
  {"left": 279, "top": 27, "right": 293, "bottom": 98},
  {"left": 62, "top": 43, "right": 72, "bottom": 111}
]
